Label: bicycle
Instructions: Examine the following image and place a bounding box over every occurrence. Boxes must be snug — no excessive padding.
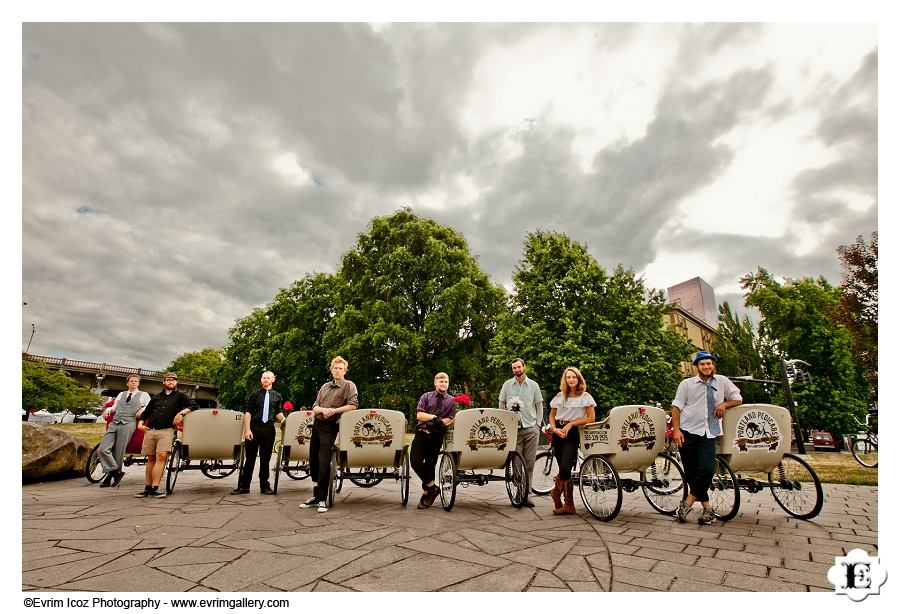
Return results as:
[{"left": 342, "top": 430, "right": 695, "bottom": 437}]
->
[{"left": 849, "top": 413, "right": 878, "bottom": 468}]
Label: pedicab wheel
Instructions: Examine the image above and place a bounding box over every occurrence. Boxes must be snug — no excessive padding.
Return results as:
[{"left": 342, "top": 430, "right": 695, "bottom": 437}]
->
[
  {"left": 578, "top": 454, "right": 622, "bottom": 521},
  {"left": 640, "top": 452, "right": 687, "bottom": 515},
  {"left": 850, "top": 438, "right": 878, "bottom": 468},
  {"left": 349, "top": 467, "right": 385, "bottom": 488},
  {"left": 165, "top": 441, "right": 182, "bottom": 495},
  {"left": 326, "top": 448, "right": 339, "bottom": 507},
  {"left": 505, "top": 451, "right": 529, "bottom": 507},
  {"left": 399, "top": 448, "right": 410, "bottom": 506},
  {"left": 438, "top": 452, "right": 457, "bottom": 511},
  {"left": 531, "top": 450, "right": 558, "bottom": 496},
  {"left": 200, "top": 459, "right": 236, "bottom": 479},
  {"left": 710, "top": 455, "right": 740, "bottom": 521},
  {"left": 768, "top": 452, "right": 824, "bottom": 520},
  {"left": 86, "top": 443, "right": 104, "bottom": 483},
  {"left": 273, "top": 447, "right": 282, "bottom": 494},
  {"left": 284, "top": 460, "right": 310, "bottom": 480}
]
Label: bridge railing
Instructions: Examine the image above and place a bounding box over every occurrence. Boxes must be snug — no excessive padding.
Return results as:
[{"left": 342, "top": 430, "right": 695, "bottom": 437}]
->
[{"left": 23, "top": 353, "right": 212, "bottom": 386}]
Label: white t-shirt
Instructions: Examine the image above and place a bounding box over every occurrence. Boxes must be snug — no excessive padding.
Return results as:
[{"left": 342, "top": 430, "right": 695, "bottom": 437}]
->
[{"left": 549, "top": 392, "right": 596, "bottom": 422}]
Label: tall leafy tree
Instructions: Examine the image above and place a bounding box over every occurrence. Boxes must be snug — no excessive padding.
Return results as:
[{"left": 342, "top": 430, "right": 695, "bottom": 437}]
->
[
  {"left": 22, "top": 359, "right": 101, "bottom": 412},
  {"left": 834, "top": 232, "right": 877, "bottom": 398},
  {"left": 711, "top": 302, "right": 776, "bottom": 404},
  {"left": 325, "top": 209, "right": 505, "bottom": 415},
  {"left": 489, "top": 231, "right": 694, "bottom": 414},
  {"left": 740, "top": 267, "right": 870, "bottom": 436},
  {"left": 166, "top": 347, "right": 224, "bottom": 381},
  {"left": 214, "top": 308, "right": 273, "bottom": 410}
]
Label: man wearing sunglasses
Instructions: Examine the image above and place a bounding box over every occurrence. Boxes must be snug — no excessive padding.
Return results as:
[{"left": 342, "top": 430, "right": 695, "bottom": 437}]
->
[{"left": 134, "top": 372, "right": 197, "bottom": 498}]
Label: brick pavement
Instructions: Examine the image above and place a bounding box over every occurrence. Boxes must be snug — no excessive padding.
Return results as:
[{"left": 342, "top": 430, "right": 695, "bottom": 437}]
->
[{"left": 22, "top": 467, "right": 877, "bottom": 592}]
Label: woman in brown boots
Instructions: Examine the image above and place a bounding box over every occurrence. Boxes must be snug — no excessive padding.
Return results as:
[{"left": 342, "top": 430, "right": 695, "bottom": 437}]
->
[{"left": 548, "top": 367, "right": 596, "bottom": 515}]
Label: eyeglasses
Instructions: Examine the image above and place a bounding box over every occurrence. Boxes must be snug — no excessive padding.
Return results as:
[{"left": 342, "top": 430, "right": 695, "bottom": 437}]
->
[{"left": 164, "top": 377, "right": 178, "bottom": 381}]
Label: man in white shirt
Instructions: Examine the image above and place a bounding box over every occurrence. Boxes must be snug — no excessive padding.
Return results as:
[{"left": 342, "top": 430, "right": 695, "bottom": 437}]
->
[
  {"left": 98, "top": 373, "right": 150, "bottom": 488},
  {"left": 498, "top": 358, "right": 543, "bottom": 508},
  {"left": 671, "top": 351, "right": 742, "bottom": 525}
]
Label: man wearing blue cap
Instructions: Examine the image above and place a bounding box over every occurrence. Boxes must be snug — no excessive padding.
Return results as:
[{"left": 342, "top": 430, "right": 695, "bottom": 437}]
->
[{"left": 671, "top": 351, "right": 742, "bottom": 525}]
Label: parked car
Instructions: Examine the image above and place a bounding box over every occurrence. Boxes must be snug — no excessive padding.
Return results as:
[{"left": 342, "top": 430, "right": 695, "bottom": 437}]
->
[{"left": 811, "top": 430, "right": 839, "bottom": 452}]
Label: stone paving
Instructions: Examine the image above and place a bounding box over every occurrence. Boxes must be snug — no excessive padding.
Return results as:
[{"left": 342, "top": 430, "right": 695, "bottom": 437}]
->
[{"left": 22, "top": 466, "right": 877, "bottom": 592}]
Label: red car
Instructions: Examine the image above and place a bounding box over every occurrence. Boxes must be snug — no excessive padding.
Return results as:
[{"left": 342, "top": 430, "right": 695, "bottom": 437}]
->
[{"left": 811, "top": 430, "right": 839, "bottom": 451}]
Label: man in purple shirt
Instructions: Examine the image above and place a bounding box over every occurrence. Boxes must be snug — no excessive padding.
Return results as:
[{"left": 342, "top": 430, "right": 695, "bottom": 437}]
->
[{"left": 411, "top": 372, "right": 457, "bottom": 509}]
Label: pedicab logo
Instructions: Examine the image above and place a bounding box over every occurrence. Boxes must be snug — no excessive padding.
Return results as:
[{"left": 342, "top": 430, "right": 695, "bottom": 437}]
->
[
  {"left": 467, "top": 416, "right": 508, "bottom": 451},
  {"left": 293, "top": 414, "right": 315, "bottom": 446},
  {"left": 827, "top": 549, "right": 887, "bottom": 601},
  {"left": 617, "top": 408, "right": 656, "bottom": 452},
  {"left": 582, "top": 423, "right": 609, "bottom": 451},
  {"left": 733, "top": 410, "right": 781, "bottom": 453},
  {"left": 350, "top": 413, "right": 393, "bottom": 448}
]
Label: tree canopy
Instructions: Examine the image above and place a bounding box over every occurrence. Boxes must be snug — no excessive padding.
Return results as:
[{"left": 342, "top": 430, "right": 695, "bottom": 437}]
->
[
  {"left": 166, "top": 347, "right": 224, "bottom": 381},
  {"left": 489, "top": 231, "right": 694, "bottom": 414},
  {"left": 711, "top": 302, "right": 776, "bottom": 404},
  {"left": 834, "top": 232, "right": 877, "bottom": 398},
  {"left": 22, "top": 359, "right": 101, "bottom": 412}
]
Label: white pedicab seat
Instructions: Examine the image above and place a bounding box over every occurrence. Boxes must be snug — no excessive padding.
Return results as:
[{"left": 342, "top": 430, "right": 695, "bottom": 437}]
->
[
  {"left": 272, "top": 409, "right": 317, "bottom": 493},
  {"left": 327, "top": 409, "right": 410, "bottom": 507},
  {"left": 165, "top": 409, "right": 245, "bottom": 494},
  {"left": 710, "top": 403, "right": 823, "bottom": 521},
  {"left": 576, "top": 405, "right": 686, "bottom": 521},
  {"left": 437, "top": 408, "right": 528, "bottom": 511}
]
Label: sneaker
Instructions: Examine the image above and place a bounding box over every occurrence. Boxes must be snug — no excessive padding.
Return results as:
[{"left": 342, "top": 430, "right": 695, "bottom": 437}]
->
[
  {"left": 151, "top": 488, "right": 167, "bottom": 499},
  {"left": 299, "top": 497, "right": 318, "bottom": 509},
  {"left": 99, "top": 473, "right": 112, "bottom": 488},
  {"left": 676, "top": 500, "right": 692, "bottom": 523},
  {"left": 317, "top": 501, "right": 328, "bottom": 513},
  {"left": 134, "top": 486, "right": 151, "bottom": 498},
  {"left": 698, "top": 507, "right": 717, "bottom": 525},
  {"left": 111, "top": 471, "right": 126, "bottom": 487}
]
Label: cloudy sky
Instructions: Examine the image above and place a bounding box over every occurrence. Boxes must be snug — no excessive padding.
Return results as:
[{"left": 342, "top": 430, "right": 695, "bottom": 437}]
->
[{"left": 20, "top": 22, "right": 878, "bottom": 370}]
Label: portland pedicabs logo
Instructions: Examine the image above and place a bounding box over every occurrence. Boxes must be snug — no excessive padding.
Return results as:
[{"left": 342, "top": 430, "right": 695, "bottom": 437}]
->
[
  {"left": 293, "top": 412, "right": 315, "bottom": 445},
  {"left": 617, "top": 407, "right": 656, "bottom": 452},
  {"left": 827, "top": 549, "right": 887, "bottom": 601},
  {"left": 733, "top": 409, "right": 781, "bottom": 453},
  {"left": 466, "top": 415, "right": 508, "bottom": 451},
  {"left": 350, "top": 411, "right": 394, "bottom": 448}
]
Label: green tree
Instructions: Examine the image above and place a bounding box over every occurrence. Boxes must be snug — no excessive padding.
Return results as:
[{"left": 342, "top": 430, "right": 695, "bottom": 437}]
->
[
  {"left": 22, "top": 359, "right": 101, "bottom": 412},
  {"left": 166, "top": 347, "right": 224, "bottom": 381},
  {"left": 214, "top": 309, "right": 273, "bottom": 410},
  {"left": 325, "top": 208, "right": 506, "bottom": 415},
  {"left": 489, "top": 231, "right": 694, "bottom": 414},
  {"left": 711, "top": 302, "right": 776, "bottom": 404},
  {"left": 834, "top": 232, "right": 877, "bottom": 398},
  {"left": 740, "top": 267, "right": 870, "bottom": 437}
]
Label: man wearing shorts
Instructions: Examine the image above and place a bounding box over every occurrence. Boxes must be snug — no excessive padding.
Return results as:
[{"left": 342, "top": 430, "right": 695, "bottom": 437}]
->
[{"left": 134, "top": 372, "right": 196, "bottom": 498}]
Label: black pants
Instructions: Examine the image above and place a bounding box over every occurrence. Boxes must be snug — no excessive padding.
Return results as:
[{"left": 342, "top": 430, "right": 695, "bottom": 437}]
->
[
  {"left": 309, "top": 419, "right": 339, "bottom": 502},
  {"left": 551, "top": 421, "right": 580, "bottom": 481},
  {"left": 410, "top": 430, "right": 444, "bottom": 489},
  {"left": 680, "top": 430, "right": 716, "bottom": 503},
  {"left": 239, "top": 421, "right": 276, "bottom": 490}
]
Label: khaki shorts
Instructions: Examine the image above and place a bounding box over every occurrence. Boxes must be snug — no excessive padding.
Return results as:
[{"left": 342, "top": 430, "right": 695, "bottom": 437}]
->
[{"left": 141, "top": 428, "right": 175, "bottom": 455}]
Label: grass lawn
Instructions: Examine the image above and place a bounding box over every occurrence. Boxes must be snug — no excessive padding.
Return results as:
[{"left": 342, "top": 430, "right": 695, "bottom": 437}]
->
[{"left": 41, "top": 424, "right": 877, "bottom": 486}]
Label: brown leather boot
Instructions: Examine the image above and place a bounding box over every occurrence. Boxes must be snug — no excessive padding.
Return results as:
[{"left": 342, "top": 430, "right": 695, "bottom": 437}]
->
[
  {"left": 550, "top": 476, "right": 563, "bottom": 510},
  {"left": 558, "top": 479, "right": 577, "bottom": 515}
]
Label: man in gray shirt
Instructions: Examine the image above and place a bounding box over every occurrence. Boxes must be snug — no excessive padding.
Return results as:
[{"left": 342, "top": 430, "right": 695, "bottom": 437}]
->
[
  {"left": 498, "top": 358, "right": 542, "bottom": 507},
  {"left": 98, "top": 373, "right": 150, "bottom": 488}
]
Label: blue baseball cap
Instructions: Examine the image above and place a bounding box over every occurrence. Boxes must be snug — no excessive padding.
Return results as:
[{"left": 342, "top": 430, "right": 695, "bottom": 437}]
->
[{"left": 692, "top": 351, "right": 717, "bottom": 366}]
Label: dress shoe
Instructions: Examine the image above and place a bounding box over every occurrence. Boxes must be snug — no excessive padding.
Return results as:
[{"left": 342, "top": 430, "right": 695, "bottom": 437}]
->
[
  {"left": 417, "top": 485, "right": 440, "bottom": 509},
  {"left": 522, "top": 498, "right": 535, "bottom": 508},
  {"left": 111, "top": 471, "right": 126, "bottom": 487},
  {"left": 230, "top": 487, "right": 250, "bottom": 495},
  {"left": 260, "top": 486, "right": 274, "bottom": 495}
]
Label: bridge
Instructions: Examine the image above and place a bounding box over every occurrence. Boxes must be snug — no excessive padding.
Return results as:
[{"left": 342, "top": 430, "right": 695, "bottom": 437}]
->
[{"left": 23, "top": 353, "right": 219, "bottom": 407}]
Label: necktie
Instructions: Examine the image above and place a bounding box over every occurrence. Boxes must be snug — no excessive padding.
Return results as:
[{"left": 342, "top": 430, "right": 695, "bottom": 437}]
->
[
  {"left": 435, "top": 393, "right": 444, "bottom": 416},
  {"left": 705, "top": 379, "right": 721, "bottom": 436},
  {"left": 126, "top": 393, "right": 132, "bottom": 403},
  {"left": 262, "top": 391, "right": 270, "bottom": 423}
]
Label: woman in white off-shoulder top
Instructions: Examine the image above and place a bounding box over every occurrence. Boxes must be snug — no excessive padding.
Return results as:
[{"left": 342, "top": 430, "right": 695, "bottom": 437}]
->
[{"left": 548, "top": 367, "right": 596, "bottom": 515}]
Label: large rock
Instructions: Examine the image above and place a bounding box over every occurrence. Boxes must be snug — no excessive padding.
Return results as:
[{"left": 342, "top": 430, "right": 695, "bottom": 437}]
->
[{"left": 22, "top": 423, "right": 92, "bottom": 482}]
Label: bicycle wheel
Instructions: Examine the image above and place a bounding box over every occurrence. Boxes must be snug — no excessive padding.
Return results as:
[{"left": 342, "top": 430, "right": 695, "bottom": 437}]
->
[
  {"left": 710, "top": 455, "right": 740, "bottom": 521},
  {"left": 505, "top": 451, "right": 528, "bottom": 507},
  {"left": 200, "top": 459, "right": 236, "bottom": 479},
  {"left": 284, "top": 459, "right": 310, "bottom": 480},
  {"left": 326, "top": 448, "right": 338, "bottom": 507},
  {"left": 273, "top": 446, "right": 282, "bottom": 494},
  {"left": 399, "top": 448, "right": 410, "bottom": 506},
  {"left": 349, "top": 467, "right": 385, "bottom": 488},
  {"left": 165, "top": 442, "right": 182, "bottom": 495},
  {"left": 438, "top": 452, "right": 457, "bottom": 511},
  {"left": 850, "top": 437, "right": 878, "bottom": 468},
  {"left": 85, "top": 443, "right": 104, "bottom": 483},
  {"left": 769, "top": 453, "right": 824, "bottom": 520},
  {"left": 530, "top": 450, "right": 558, "bottom": 495},
  {"left": 641, "top": 452, "right": 687, "bottom": 515},
  {"left": 578, "top": 454, "right": 622, "bottom": 521}
]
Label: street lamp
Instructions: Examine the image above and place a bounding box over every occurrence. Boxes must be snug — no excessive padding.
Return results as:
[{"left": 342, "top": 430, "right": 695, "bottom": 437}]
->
[{"left": 26, "top": 323, "right": 35, "bottom": 354}]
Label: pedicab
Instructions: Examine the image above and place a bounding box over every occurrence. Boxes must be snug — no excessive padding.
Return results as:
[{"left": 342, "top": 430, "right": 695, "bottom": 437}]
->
[
  {"left": 164, "top": 409, "right": 246, "bottom": 494},
  {"left": 85, "top": 411, "right": 147, "bottom": 483},
  {"left": 325, "top": 408, "right": 411, "bottom": 508},
  {"left": 272, "top": 407, "right": 316, "bottom": 493},
  {"left": 711, "top": 404, "right": 823, "bottom": 521},
  {"left": 576, "top": 405, "right": 687, "bottom": 521},
  {"left": 436, "top": 408, "right": 529, "bottom": 511}
]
